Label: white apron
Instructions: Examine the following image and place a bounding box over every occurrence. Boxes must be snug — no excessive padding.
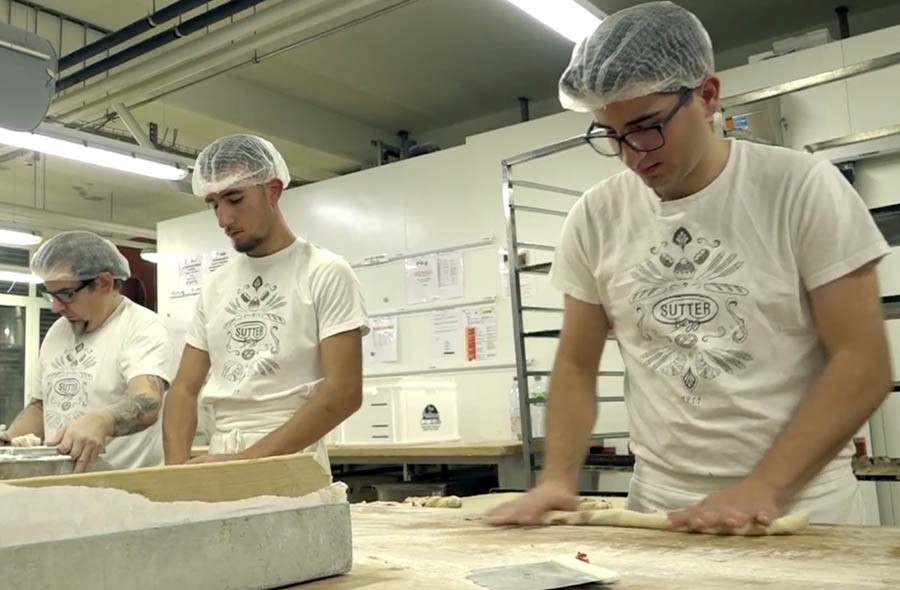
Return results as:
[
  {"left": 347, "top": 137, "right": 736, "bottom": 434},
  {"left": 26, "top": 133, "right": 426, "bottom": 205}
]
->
[
  {"left": 207, "top": 395, "right": 331, "bottom": 475},
  {"left": 627, "top": 459, "right": 871, "bottom": 525}
]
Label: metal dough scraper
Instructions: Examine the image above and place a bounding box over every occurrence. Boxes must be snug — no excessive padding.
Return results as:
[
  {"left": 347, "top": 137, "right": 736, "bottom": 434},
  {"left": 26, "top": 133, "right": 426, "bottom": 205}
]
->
[{"left": 467, "top": 554, "right": 620, "bottom": 589}]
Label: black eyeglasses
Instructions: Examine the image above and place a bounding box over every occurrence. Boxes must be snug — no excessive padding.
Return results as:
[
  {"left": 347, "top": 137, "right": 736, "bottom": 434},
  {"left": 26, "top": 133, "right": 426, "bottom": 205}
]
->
[
  {"left": 584, "top": 88, "right": 695, "bottom": 157},
  {"left": 43, "top": 278, "right": 96, "bottom": 304}
]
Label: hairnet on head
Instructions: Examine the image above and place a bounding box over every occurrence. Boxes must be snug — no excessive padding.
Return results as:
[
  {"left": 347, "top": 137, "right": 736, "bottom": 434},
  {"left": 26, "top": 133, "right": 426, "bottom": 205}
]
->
[
  {"left": 191, "top": 133, "right": 291, "bottom": 197},
  {"left": 559, "top": 1, "right": 714, "bottom": 112},
  {"left": 31, "top": 230, "right": 130, "bottom": 283}
]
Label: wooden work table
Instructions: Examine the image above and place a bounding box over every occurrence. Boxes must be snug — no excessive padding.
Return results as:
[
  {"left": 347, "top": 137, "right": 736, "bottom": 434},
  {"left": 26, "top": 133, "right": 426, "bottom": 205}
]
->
[
  {"left": 289, "top": 494, "right": 899, "bottom": 589},
  {"left": 191, "top": 441, "right": 524, "bottom": 459}
]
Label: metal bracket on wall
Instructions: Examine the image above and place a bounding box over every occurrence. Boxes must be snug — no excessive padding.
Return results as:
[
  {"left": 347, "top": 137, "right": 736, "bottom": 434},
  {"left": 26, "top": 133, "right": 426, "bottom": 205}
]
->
[{"left": 720, "top": 49, "right": 900, "bottom": 109}]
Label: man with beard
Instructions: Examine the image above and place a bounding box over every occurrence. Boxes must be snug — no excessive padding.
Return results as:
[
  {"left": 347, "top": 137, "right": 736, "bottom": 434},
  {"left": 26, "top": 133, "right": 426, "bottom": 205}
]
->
[
  {"left": 163, "top": 134, "right": 369, "bottom": 473},
  {"left": 1, "top": 231, "right": 174, "bottom": 472}
]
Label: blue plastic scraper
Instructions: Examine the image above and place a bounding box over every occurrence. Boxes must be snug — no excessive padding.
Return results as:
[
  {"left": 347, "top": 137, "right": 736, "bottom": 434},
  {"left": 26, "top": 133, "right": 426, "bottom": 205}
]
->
[{"left": 467, "top": 555, "right": 620, "bottom": 590}]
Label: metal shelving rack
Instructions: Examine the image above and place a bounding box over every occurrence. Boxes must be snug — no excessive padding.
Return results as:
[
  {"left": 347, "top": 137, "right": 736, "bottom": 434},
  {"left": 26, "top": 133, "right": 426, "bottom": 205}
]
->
[{"left": 501, "top": 137, "right": 629, "bottom": 489}]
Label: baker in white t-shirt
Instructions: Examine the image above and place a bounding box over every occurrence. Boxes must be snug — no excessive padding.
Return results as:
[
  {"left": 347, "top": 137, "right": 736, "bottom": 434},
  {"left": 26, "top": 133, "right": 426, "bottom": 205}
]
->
[
  {"left": 489, "top": 2, "right": 892, "bottom": 531},
  {"left": 0, "top": 231, "right": 175, "bottom": 472},
  {"left": 163, "top": 134, "right": 369, "bottom": 473}
]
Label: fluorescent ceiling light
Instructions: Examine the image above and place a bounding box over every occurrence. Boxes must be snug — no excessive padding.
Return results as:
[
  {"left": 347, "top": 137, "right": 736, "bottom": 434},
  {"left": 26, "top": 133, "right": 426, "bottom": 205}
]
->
[
  {"left": 140, "top": 249, "right": 160, "bottom": 264},
  {"left": 0, "top": 229, "right": 41, "bottom": 246},
  {"left": 0, "top": 269, "right": 41, "bottom": 284},
  {"left": 0, "top": 126, "right": 189, "bottom": 181},
  {"left": 504, "top": 0, "right": 603, "bottom": 43}
]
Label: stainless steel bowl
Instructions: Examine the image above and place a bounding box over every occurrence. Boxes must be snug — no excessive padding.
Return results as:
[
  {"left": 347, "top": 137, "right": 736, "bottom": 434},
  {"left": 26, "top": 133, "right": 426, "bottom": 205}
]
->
[{"left": 0, "top": 447, "right": 75, "bottom": 480}]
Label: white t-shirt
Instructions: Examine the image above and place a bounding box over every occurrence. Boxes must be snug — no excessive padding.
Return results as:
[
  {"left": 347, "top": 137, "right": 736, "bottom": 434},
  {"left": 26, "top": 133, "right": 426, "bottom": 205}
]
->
[
  {"left": 550, "top": 139, "right": 890, "bottom": 521},
  {"left": 35, "top": 297, "right": 176, "bottom": 470},
  {"left": 185, "top": 239, "right": 369, "bottom": 471}
]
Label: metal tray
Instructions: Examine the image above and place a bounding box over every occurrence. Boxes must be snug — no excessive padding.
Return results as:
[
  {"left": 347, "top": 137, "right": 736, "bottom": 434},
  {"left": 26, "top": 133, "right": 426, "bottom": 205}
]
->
[{"left": 0, "top": 446, "right": 74, "bottom": 480}]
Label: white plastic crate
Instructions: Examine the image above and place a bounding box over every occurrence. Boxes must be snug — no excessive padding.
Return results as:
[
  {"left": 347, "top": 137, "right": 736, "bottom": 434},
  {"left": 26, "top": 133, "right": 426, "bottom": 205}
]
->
[
  {"left": 390, "top": 379, "right": 459, "bottom": 444},
  {"left": 340, "top": 387, "right": 395, "bottom": 445},
  {"left": 339, "top": 380, "right": 460, "bottom": 445}
]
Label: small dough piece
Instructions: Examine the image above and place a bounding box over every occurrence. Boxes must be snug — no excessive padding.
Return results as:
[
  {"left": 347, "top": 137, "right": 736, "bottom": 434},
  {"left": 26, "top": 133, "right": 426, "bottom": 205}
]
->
[
  {"left": 10, "top": 433, "right": 42, "bottom": 447},
  {"left": 577, "top": 497, "right": 613, "bottom": 511},
  {"left": 403, "top": 495, "right": 463, "bottom": 509},
  {"left": 542, "top": 508, "right": 810, "bottom": 536},
  {"left": 441, "top": 496, "right": 463, "bottom": 508},
  {"left": 764, "top": 511, "right": 810, "bottom": 535}
]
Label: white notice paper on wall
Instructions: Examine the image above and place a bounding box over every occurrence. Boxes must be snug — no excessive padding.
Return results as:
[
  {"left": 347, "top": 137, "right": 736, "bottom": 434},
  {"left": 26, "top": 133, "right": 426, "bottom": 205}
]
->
[
  {"left": 437, "top": 251, "right": 464, "bottom": 299},
  {"left": 464, "top": 306, "right": 498, "bottom": 361},
  {"left": 405, "top": 254, "right": 439, "bottom": 304},
  {"left": 431, "top": 309, "right": 463, "bottom": 359},
  {"left": 204, "top": 251, "right": 230, "bottom": 276},
  {"left": 363, "top": 316, "right": 398, "bottom": 364},
  {"left": 171, "top": 255, "right": 203, "bottom": 299}
]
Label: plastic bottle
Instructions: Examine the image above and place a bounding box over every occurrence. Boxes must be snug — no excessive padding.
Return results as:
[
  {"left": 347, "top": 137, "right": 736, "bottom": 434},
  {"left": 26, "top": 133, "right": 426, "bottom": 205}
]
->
[
  {"left": 531, "top": 376, "right": 547, "bottom": 439},
  {"left": 509, "top": 376, "right": 521, "bottom": 440}
]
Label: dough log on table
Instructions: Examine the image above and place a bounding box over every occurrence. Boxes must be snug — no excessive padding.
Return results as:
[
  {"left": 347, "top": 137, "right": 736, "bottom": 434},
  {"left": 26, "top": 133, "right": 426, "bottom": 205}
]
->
[
  {"left": 542, "top": 508, "right": 810, "bottom": 536},
  {"left": 404, "top": 495, "right": 463, "bottom": 508},
  {"left": 577, "top": 498, "right": 613, "bottom": 511}
]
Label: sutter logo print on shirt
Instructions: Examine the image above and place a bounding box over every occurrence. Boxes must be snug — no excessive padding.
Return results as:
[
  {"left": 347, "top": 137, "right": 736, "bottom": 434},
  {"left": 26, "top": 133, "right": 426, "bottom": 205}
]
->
[
  {"left": 629, "top": 227, "right": 753, "bottom": 399},
  {"left": 222, "top": 275, "right": 287, "bottom": 383},
  {"left": 44, "top": 342, "right": 95, "bottom": 429}
]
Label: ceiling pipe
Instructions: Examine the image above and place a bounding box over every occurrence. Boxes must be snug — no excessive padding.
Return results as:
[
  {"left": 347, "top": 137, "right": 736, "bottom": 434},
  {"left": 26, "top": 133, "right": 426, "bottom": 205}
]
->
[
  {"left": 50, "top": 0, "right": 336, "bottom": 118},
  {"left": 112, "top": 103, "right": 195, "bottom": 195},
  {"left": 57, "top": 0, "right": 268, "bottom": 92},
  {"left": 51, "top": 0, "right": 403, "bottom": 122},
  {"left": 0, "top": 201, "right": 156, "bottom": 240},
  {"left": 111, "top": 103, "right": 153, "bottom": 148},
  {"left": 58, "top": 0, "right": 207, "bottom": 70}
]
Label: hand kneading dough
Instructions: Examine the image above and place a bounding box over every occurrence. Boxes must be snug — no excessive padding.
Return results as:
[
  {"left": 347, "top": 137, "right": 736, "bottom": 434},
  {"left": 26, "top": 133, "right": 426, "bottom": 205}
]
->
[
  {"left": 10, "top": 433, "right": 42, "bottom": 447},
  {"left": 542, "top": 508, "right": 810, "bottom": 536},
  {"left": 404, "top": 495, "right": 463, "bottom": 509}
]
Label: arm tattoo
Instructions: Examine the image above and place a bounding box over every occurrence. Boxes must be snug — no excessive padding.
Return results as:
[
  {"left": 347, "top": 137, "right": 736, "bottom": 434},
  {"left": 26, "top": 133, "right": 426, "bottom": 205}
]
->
[{"left": 109, "top": 375, "right": 166, "bottom": 436}]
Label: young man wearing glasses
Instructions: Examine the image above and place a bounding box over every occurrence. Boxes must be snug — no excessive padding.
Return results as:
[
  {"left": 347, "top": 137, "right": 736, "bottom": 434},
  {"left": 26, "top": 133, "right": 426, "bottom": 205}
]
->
[
  {"left": 0, "top": 231, "right": 175, "bottom": 472},
  {"left": 489, "top": 1, "right": 891, "bottom": 531}
]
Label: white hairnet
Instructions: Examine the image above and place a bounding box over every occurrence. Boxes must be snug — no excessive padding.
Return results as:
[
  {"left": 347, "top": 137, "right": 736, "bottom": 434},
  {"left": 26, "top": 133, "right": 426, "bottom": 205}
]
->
[
  {"left": 192, "top": 133, "right": 291, "bottom": 197},
  {"left": 31, "top": 230, "right": 130, "bottom": 282},
  {"left": 559, "top": 1, "right": 714, "bottom": 112}
]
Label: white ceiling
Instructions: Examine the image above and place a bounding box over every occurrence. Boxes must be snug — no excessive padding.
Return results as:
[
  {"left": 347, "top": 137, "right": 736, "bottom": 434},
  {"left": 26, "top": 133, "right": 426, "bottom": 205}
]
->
[{"left": 9, "top": 0, "right": 900, "bottom": 241}]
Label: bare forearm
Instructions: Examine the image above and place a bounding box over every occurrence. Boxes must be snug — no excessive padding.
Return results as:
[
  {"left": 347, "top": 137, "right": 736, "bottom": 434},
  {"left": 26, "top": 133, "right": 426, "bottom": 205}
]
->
[
  {"left": 163, "top": 388, "right": 199, "bottom": 464},
  {"left": 241, "top": 382, "right": 361, "bottom": 459},
  {"left": 6, "top": 401, "right": 44, "bottom": 439},
  {"left": 749, "top": 349, "right": 891, "bottom": 504},
  {"left": 539, "top": 359, "right": 598, "bottom": 492},
  {"left": 102, "top": 387, "right": 164, "bottom": 438}
]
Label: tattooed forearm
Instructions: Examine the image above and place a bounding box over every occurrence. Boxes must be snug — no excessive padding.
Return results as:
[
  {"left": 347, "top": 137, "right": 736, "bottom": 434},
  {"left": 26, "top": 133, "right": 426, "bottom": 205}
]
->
[{"left": 108, "top": 375, "right": 166, "bottom": 436}]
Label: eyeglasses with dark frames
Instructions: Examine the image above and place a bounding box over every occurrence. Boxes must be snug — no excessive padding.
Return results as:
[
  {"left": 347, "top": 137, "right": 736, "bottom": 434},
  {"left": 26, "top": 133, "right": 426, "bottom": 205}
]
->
[
  {"left": 584, "top": 87, "right": 695, "bottom": 157},
  {"left": 42, "top": 278, "right": 97, "bottom": 305}
]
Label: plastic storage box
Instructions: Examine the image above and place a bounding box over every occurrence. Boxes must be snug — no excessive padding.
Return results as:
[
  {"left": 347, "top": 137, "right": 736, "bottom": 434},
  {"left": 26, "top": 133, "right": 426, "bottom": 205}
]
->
[{"left": 340, "top": 380, "right": 459, "bottom": 445}]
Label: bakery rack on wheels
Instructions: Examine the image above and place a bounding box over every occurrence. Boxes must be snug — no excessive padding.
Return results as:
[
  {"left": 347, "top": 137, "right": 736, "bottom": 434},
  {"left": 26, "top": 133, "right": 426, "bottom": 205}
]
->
[{"left": 501, "top": 135, "right": 631, "bottom": 491}]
